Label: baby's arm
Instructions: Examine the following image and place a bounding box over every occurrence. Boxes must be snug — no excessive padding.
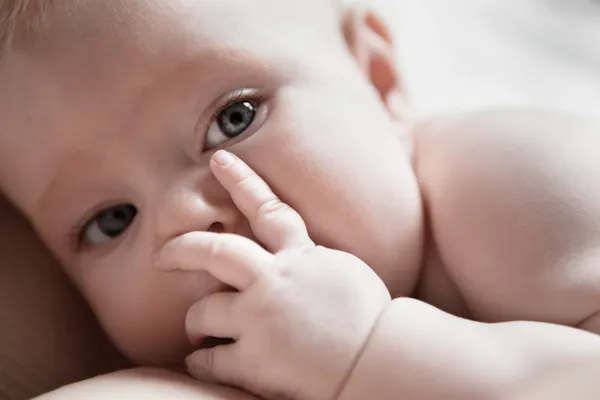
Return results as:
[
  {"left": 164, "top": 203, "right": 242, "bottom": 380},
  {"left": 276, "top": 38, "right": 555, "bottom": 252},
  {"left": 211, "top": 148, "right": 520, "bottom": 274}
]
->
[
  {"left": 33, "top": 368, "right": 259, "bottom": 400},
  {"left": 338, "top": 298, "right": 600, "bottom": 400},
  {"left": 339, "top": 109, "right": 600, "bottom": 399},
  {"left": 511, "top": 362, "right": 600, "bottom": 400},
  {"left": 413, "top": 109, "right": 600, "bottom": 330}
]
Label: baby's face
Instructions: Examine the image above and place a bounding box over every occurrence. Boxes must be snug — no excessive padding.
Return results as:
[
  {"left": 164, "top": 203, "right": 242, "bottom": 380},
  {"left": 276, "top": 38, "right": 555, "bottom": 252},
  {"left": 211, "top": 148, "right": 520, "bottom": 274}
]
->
[{"left": 0, "top": 0, "right": 423, "bottom": 366}]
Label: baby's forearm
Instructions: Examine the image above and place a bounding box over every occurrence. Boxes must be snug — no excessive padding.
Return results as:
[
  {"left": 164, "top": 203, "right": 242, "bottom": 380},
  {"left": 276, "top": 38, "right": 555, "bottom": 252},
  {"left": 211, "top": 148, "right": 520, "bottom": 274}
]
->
[{"left": 337, "top": 298, "right": 600, "bottom": 400}]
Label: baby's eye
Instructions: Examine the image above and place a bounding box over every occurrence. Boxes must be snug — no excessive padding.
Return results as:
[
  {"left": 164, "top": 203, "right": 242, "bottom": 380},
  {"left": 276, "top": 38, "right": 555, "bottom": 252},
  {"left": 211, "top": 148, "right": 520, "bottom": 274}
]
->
[
  {"left": 81, "top": 204, "right": 137, "bottom": 246},
  {"left": 205, "top": 100, "right": 260, "bottom": 149}
]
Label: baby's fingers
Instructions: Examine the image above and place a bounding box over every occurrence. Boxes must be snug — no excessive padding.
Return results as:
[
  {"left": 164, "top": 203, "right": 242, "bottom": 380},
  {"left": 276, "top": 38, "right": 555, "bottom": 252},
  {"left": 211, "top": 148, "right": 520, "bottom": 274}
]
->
[
  {"left": 155, "top": 231, "right": 273, "bottom": 290},
  {"left": 210, "top": 150, "right": 313, "bottom": 253},
  {"left": 186, "top": 292, "right": 240, "bottom": 344},
  {"left": 186, "top": 344, "right": 241, "bottom": 387}
]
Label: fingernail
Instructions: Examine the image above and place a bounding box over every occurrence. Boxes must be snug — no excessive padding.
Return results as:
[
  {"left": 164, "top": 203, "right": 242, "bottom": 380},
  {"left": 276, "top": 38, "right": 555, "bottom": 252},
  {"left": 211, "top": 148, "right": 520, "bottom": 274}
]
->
[{"left": 212, "top": 150, "right": 235, "bottom": 167}]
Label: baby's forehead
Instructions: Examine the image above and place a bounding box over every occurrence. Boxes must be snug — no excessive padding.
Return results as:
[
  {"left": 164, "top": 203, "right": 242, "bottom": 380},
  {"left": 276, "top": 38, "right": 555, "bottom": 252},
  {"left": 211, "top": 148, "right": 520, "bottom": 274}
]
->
[{"left": 41, "top": 0, "right": 341, "bottom": 58}]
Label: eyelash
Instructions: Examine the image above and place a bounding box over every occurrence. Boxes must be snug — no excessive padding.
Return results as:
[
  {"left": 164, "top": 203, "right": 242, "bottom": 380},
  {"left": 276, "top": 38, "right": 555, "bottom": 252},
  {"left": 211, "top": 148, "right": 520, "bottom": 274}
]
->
[
  {"left": 208, "top": 89, "right": 260, "bottom": 124},
  {"left": 208, "top": 90, "right": 246, "bottom": 124}
]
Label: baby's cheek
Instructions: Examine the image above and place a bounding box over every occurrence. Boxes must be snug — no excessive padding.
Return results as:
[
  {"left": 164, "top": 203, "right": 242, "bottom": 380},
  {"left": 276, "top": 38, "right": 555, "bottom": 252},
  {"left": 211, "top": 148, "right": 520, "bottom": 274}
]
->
[
  {"left": 96, "top": 287, "right": 192, "bottom": 366},
  {"left": 75, "top": 257, "right": 193, "bottom": 366},
  {"left": 237, "top": 83, "right": 423, "bottom": 293}
]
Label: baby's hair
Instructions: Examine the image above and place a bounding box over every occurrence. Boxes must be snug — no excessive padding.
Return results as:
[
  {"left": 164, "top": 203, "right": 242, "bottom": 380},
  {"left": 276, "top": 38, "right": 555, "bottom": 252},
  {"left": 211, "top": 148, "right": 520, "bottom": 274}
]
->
[{"left": 0, "top": 0, "right": 52, "bottom": 58}]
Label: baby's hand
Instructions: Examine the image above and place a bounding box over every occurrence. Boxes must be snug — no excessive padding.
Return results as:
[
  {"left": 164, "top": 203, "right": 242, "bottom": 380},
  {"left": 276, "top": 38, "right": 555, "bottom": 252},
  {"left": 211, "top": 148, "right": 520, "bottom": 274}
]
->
[{"left": 155, "top": 151, "right": 391, "bottom": 400}]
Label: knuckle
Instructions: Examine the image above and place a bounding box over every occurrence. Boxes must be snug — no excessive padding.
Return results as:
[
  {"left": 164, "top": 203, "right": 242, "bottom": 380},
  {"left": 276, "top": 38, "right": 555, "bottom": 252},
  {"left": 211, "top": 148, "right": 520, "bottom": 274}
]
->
[
  {"left": 206, "top": 235, "right": 225, "bottom": 261},
  {"left": 203, "top": 348, "right": 216, "bottom": 373},
  {"left": 256, "top": 198, "right": 292, "bottom": 221},
  {"left": 187, "top": 349, "right": 216, "bottom": 381},
  {"left": 236, "top": 170, "right": 263, "bottom": 193}
]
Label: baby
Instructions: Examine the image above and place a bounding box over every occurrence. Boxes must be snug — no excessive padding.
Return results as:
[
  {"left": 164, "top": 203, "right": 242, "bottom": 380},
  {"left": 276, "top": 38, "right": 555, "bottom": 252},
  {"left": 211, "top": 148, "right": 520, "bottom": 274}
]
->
[{"left": 2, "top": 0, "right": 600, "bottom": 399}]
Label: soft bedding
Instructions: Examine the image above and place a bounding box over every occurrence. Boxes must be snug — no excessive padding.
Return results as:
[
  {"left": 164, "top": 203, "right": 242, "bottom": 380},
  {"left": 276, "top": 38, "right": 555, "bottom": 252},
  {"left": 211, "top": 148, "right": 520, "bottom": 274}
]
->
[{"left": 361, "top": 0, "right": 600, "bottom": 120}]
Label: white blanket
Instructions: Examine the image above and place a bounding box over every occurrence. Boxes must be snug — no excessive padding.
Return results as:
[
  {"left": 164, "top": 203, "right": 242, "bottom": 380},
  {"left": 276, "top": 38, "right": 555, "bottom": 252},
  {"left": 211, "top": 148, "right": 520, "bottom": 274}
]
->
[{"left": 354, "top": 0, "right": 600, "bottom": 120}]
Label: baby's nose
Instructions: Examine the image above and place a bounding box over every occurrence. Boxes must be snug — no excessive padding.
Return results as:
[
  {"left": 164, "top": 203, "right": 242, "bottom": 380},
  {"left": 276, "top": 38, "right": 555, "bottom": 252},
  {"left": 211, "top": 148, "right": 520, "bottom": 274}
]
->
[{"left": 153, "top": 171, "right": 242, "bottom": 248}]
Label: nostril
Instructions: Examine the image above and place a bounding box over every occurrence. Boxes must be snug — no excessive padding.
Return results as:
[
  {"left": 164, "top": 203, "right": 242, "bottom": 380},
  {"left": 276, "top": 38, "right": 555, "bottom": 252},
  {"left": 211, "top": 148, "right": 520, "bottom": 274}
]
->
[{"left": 208, "top": 222, "right": 225, "bottom": 233}]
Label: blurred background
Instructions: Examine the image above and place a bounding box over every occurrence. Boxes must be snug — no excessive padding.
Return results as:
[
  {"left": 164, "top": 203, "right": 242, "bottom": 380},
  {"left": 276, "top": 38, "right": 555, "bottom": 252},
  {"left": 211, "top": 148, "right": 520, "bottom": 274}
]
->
[{"left": 348, "top": 0, "right": 600, "bottom": 120}]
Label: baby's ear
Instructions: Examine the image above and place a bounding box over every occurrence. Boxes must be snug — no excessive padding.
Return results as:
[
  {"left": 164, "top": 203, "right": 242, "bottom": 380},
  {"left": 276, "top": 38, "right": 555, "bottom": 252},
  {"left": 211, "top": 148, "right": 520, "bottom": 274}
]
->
[{"left": 342, "top": 7, "right": 408, "bottom": 121}]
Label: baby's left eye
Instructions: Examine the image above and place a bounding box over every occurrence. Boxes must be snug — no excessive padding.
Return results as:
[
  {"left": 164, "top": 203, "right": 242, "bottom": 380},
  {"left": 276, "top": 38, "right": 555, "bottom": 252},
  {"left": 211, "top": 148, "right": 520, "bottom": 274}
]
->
[{"left": 205, "top": 99, "right": 262, "bottom": 149}]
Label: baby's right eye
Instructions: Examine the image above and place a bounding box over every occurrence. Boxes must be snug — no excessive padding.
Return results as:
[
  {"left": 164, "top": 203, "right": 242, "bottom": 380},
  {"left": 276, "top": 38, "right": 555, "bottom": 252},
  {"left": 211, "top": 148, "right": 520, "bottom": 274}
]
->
[{"left": 80, "top": 204, "right": 137, "bottom": 246}]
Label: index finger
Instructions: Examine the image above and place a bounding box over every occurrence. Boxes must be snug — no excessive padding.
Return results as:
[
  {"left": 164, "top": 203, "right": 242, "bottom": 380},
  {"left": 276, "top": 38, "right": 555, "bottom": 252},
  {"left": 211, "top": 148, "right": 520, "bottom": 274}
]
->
[{"left": 210, "top": 150, "right": 313, "bottom": 252}]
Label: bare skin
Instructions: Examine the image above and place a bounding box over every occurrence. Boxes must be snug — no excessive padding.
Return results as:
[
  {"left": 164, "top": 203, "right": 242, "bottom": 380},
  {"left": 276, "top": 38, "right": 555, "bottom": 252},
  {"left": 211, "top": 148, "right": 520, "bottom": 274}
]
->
[
  {"left": 29, "top": 362, "right": 600, "bottom": 400},
  {"left": 13, "top": 110, "right": 600, "bottom": 400},
  {"left": 31, "top": 368, "right": 257, "bottom": 400},
  {"left": 0, "top": 0, "right": 422, "bottom": 367},
  {"left": 2, "top": 0, "right": 600, "bottom": 398},
  {"left": 508, "top": 362, "right": 600, "bottom": 400}
]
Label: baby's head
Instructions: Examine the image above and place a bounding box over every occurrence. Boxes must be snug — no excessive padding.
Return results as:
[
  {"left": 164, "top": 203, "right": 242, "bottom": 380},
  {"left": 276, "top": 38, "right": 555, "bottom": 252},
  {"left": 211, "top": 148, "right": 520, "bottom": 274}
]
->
[{"left": 0, "top": 0, "right": 423, "bottom": 366}]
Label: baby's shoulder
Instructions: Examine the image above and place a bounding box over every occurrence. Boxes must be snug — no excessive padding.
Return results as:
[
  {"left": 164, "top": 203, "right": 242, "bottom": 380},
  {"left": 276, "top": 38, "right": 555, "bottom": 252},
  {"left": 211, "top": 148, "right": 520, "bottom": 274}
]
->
[{"left": 413, "top": 109, "right": 600, "bottom": 326}]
